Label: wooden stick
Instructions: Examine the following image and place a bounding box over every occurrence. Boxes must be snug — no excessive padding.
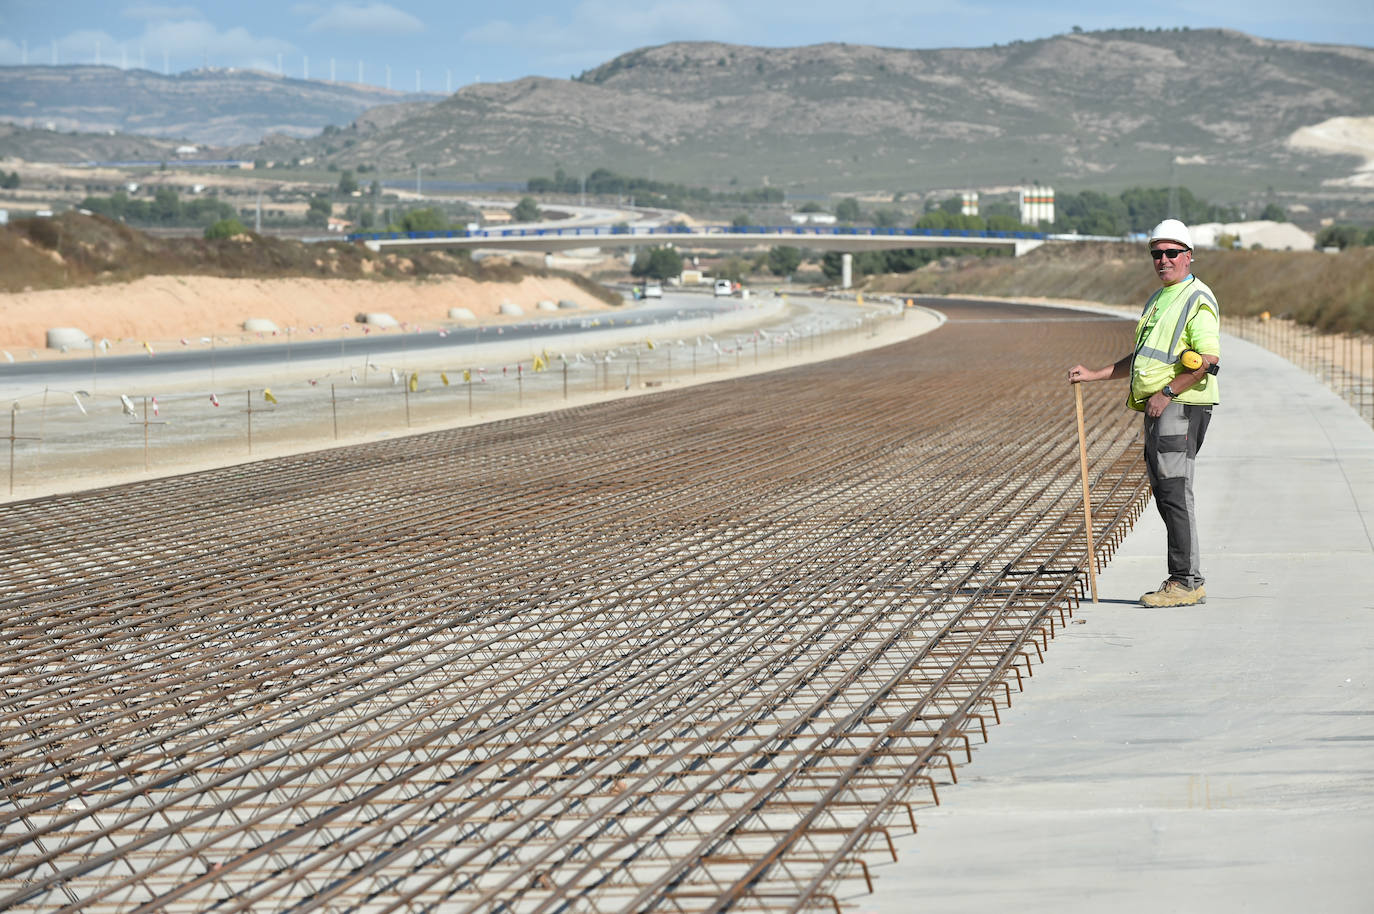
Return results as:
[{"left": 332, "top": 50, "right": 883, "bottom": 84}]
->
[{"left": 1074, "top": 383, "right": 1100, "bottom": 603}]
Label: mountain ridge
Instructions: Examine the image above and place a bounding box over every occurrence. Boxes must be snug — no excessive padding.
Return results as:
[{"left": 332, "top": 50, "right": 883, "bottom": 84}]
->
[
  {"left": 292, "top": 28, "right": 1374, "bottom": 193},
  {"left": 0, "top": 65, "right": 440, "bottom": 147},
  {"left": 2, "top": 29, "right": 1372, "bottom": 195}
]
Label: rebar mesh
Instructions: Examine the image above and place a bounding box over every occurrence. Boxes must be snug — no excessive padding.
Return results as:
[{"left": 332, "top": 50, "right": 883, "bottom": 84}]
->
[{"left": 2, "top": 301, "right": 1147, "bottom": 912}]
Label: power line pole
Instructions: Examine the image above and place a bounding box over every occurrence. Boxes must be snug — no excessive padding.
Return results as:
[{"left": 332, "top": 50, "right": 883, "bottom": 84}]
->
[{"left": 1167, "top": 159, "right": 1179, "bottom": 219}]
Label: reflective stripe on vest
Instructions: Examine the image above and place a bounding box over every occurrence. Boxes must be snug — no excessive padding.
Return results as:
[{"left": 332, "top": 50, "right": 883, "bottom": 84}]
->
[
  {"left": 1129, "top": 280, "right": 1219, "bottom": 410},
  {"left": 1134, "top": 287, "right": 1215, "bottom": 366}
]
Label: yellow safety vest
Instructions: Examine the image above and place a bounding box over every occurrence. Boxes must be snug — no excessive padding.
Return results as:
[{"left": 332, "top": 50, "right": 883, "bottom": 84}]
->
[{"left": 1129, "top": 277, "right": 1220, "bottom": 411}]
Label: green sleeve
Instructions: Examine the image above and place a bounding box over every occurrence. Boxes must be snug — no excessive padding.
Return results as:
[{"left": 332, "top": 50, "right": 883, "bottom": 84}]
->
[{"left": 1186, "top": 300, "right": 1221, "bottom": 355}]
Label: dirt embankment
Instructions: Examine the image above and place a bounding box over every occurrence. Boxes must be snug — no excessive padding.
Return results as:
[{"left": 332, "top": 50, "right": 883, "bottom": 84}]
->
[
  {"left": 871, "top": 242, "right": 1374, "bottom": 334},
  {"left": 0, "top": 211, "right": 626, "bottom": 355},
  {"left": 0, "top": 274, "right": 618, "bottom": 354}
]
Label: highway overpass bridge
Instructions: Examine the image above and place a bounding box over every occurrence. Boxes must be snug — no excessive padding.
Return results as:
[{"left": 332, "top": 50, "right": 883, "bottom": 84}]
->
[{"left": 349, "top": 223, "right": 1050, "bottom": 257}]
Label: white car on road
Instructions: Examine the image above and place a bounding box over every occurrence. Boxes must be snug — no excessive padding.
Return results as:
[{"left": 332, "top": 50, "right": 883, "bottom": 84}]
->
[
  {"left": 713, "top": 279, "right": 733, "bottom": 297},
  {"left": 643, "top": 281, "right": 663, "bottom": 299}
]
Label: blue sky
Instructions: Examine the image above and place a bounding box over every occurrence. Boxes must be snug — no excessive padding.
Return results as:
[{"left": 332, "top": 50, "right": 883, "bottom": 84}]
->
[{"left": 1, "top": 1, "right": 1371, "bottom": 92}]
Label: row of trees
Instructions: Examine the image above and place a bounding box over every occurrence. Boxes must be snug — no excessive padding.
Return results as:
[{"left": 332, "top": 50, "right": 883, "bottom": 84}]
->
[
  {"left": 79, "top": 188, "right": 236, "bottom": 227},
  {"left": 528, "top": 168, "right": 784, "bottom": 208},
  {"left": 631, "top": 245, "right": 805, "bottom": 283},
  {"left": 1048, "top": 187, "right": 1255, "bottom": 236},
  {"left": 0, "top": 170, "right": 19, "bottom": 189},
  {"left": 1315, "top": 224, "right": 1374, "bottom": 250},
  {"left": 335, "top": 204, "right": 483, "bottom": 235}
]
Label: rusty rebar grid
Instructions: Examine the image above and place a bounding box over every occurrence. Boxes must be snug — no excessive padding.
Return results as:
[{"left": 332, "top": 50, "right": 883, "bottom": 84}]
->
[{"left": 1, "top": 302, "right": 1147, "bottom": 913}]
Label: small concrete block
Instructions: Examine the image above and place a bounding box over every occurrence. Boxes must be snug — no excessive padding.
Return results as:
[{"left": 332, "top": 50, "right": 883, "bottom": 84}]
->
[{"left": 46, "top": 327, "right": 93, "bottom": 350}]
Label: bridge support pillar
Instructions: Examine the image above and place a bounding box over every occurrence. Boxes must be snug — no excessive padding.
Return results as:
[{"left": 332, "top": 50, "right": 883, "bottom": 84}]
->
[{"left": 841, "top": 253, "right": 853, "bottom": 289}]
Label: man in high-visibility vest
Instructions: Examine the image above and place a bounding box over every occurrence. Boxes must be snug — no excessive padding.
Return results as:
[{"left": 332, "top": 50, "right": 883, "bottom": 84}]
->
[{"left": 1067, "top": 219, "right": 1221, "bottom": 607}]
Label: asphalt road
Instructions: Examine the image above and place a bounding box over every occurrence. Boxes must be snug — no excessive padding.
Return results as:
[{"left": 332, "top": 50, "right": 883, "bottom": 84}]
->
[{"left": 0, "top": 292, "right": 759, "bottom": 401}]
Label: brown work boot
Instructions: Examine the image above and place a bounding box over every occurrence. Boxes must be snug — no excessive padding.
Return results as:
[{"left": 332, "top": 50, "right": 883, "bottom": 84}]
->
[{"left": 1139, "top": 579, "right": 1207, "bottom": 607}]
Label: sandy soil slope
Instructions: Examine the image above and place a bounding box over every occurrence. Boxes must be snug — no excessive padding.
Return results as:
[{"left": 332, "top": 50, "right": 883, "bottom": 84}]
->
[{"left": 0, "top": 274, "right": 616, "bottom": 357}]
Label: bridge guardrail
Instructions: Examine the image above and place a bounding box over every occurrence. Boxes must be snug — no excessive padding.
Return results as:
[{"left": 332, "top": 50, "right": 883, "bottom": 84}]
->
[{"left": 348, "top": 225, "right": 1051, "bottom": 244}]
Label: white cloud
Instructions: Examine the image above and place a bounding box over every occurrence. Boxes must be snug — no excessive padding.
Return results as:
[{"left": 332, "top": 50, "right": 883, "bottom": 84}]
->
[
  {"left": 135, "top": 20, "right": 296, "bottom": 70},
  {"left": 0, "top": 38, "right": 22, "bottom": 66},
  {"left": 307, "top": 3, "right": 425, "bottom": 35}
]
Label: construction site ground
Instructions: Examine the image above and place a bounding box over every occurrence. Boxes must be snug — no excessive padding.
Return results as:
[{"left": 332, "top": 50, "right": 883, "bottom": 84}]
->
[
  {"left": 2, "top": 296, "right": 1371, "bottom": 912},
  {"left": 864, "top": 322, "right": 1374, "bottom": 913}
]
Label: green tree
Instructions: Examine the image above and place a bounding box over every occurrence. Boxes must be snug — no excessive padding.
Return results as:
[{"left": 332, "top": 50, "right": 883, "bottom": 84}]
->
[
  {"left": 1052, "top": 190, "right": 1128, "bottom": 235},
  {"left": 985, "top": 213, "right": 1037, "bottom": 233},
  {"left": 1315, "top": 225, "right": 1364, "bottom": 250},
  {"left": 306, "top": 194, "right": 332, "bottom": 228},
  {"left": 151, "top": 187, "right": 181, "bottom": 224},
  {"left": 183, "top": 195, "right": 236, "bottom": 227},
  {"left": 731, "top": 213, "right": 754, "bottom": 228},
  {"left": 337, "top": 170, "right": 358, "bottom": 196},
  {"left": 630, "top": 246, "right": 683, "bottom": 281},
  {"left": 511, "top": 196, "right": 541, "bottom": 222},
  {"left": 798, "top": 201, "right": 825, "bottom": 214},
  {"left": 204, "top": 218, "right": 248, "bottom": 239},
  {"left": 1, "top": 170, "right": 19, "bottom": 189},
  {"left": 872, "top": 208, "right": 904, "bottom": 228},
  {"left": 1260, "top": 203, "right": 1287, "bottom": 222},
  {"left": 834, "top": 198, "right": 862, "bottom": 223},
  {"left": 397, "top": 208, "right": 448, "bottom": 232},
  {"left": 715, "top": 256, "right": 751, "bottom": 283},
  {"left": 767, "top": 246, "right": 803, "bottom": 277},
  {"left": 916, "top": 211, "right": 984, "bottom": 231}
]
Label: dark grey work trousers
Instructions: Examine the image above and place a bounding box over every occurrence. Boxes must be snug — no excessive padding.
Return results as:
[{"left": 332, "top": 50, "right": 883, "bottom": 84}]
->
[{"left": 1142, "top": 401, "right": 1213, "bottom": 589}]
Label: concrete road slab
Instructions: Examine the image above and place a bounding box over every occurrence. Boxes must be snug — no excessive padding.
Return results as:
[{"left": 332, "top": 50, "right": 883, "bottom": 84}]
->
[{"left": 861, "top": 332, "right": 1374, "bottom": 913}]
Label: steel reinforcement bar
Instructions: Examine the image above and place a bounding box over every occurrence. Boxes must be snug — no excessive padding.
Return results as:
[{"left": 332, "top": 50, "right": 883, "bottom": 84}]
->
[{"left": 0, "top": 302, "right": 1148, "bottom": 913}]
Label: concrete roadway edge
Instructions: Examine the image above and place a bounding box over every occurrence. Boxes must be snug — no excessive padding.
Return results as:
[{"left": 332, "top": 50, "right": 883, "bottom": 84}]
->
[{"left": 854, "top": 294, "right": 1374, "bottom": 913}]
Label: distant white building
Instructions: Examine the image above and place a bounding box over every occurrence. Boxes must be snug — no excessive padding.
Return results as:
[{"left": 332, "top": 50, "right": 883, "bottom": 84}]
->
[
  {"left": 175, "top": 144, "right": 200, "bottom": 157},
  {"left": 1019, "top": 186, "right": 1054, "bottom": 225},
  {"left": 789, "top": 212, "right": 837, "bottom": 226},
  {"left": 1189, "top": 220, "right": 1315, "bottom": 251}
]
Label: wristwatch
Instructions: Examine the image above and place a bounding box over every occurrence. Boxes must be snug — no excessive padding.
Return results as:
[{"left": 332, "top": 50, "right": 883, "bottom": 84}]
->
[{"left": 1161, "top": 384, "right": 1177, "bottom": 399}]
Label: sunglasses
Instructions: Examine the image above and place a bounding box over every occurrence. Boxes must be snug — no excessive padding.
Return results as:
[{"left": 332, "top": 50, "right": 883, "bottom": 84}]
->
[{"left": 1150, "top": 248, "right": 1190, "bottom": 261}]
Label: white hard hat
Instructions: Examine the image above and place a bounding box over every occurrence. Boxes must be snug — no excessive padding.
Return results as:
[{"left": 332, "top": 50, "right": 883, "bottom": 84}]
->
[{"left": 1148, "top": 218, "right": 1193, "bottom": 250}]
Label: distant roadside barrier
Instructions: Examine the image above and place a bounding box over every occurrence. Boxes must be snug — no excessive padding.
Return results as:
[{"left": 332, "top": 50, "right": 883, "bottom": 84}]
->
[
  {"left": 1230, "top": 315, "right": 1372, "bottom": 427},
  {"left": 3, "top": 303, "right": 912, "bottom": 499},
  {"left": 11, "top": 302, "right": 1360, "bottom": 501},
  {"left": 348, "top": 223, "right": 1049, "bottom": 244}
]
